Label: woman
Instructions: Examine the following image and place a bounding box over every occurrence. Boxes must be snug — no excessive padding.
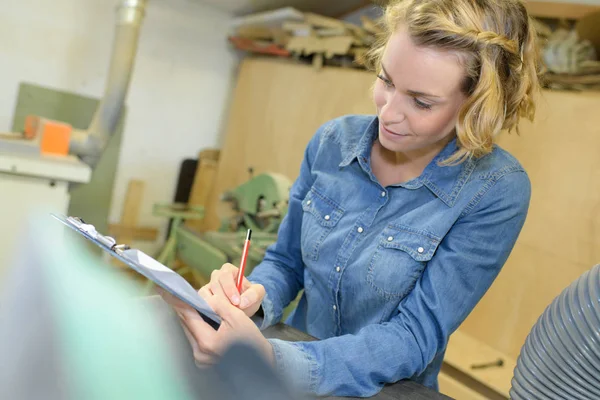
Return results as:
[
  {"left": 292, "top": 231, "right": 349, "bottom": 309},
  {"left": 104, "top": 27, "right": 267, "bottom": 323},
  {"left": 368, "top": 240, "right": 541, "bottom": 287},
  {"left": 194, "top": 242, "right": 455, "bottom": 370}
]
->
[{"left": 161, "top": 0, "right": 541, "bottom": 396}]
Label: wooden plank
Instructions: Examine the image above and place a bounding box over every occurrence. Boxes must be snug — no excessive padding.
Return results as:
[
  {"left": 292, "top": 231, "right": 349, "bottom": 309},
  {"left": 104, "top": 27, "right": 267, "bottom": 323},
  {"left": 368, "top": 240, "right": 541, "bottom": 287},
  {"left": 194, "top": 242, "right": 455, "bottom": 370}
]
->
[
  {"left": 107, "top": 225, "right": 158, "bottom": 241},
  {"left": 235, "top": 25, "right": 274, "bottom": 40},
  {"left": 524, "top": 1, "right": 600, "bottom": 20},
  {"left": 282, "top": 22, "right": 314, "bottom": 37},
  {"left": 186, "top": 150, "right": 220, "bottom": 233},
  {"left": 315, "top": 27, "right": 348, "bottom": 37},
  {"left": 286, "top": 36, "right": 354, "bottom": 57},
  {"left": 120, "top": 180, "right": 144, "bottom": 226},
  {"left": 111, "top": 180, "right": 145, "bottom": 267},
  {"left": 444, "top": 330, "right": 515, "bottom": 397},
  {"left": 304, "top": 12, "right": 346, "bottom": 29}
]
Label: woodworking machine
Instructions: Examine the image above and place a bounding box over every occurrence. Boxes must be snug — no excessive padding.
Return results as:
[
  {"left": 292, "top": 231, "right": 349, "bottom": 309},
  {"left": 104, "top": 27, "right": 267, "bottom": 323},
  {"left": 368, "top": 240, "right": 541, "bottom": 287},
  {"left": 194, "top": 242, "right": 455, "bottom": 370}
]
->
[
  {"left": 0, "top": 0, "right": 147, "bottom": 274},
  {"left": 152, "top": 172, "right": 293, "bottom": 285}
]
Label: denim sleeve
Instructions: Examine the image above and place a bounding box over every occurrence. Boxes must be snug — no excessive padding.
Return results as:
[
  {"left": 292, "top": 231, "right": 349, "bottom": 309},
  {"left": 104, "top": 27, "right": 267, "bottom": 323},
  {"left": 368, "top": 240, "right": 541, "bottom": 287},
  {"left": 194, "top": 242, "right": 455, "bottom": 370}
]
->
[
  {"left": 247, "top": 122, "right": 331, "bottom": 329},
  {"left": 266, "top": 171, "right": 531, "bottom": 397}
]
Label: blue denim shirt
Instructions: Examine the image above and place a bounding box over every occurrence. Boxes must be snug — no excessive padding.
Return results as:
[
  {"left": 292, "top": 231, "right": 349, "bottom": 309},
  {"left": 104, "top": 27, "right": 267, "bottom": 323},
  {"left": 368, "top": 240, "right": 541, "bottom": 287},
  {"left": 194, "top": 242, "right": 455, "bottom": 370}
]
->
[{"left": 248, "top": 115, "right": 530, "bottom": 397}]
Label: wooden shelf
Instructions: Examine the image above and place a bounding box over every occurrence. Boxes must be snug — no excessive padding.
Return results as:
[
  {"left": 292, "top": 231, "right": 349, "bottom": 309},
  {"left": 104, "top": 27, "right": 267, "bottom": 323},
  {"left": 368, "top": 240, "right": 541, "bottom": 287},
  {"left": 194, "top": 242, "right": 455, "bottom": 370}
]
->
[{"left": 525, "top": 1, "right": 600, "bottom": 20}]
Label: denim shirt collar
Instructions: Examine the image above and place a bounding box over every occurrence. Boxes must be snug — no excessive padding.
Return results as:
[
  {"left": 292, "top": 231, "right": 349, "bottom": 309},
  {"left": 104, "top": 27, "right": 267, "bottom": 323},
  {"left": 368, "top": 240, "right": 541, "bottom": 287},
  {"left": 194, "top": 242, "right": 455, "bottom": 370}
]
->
[{"left": 338, "top": 116, "right": 476, "bottom": 207}]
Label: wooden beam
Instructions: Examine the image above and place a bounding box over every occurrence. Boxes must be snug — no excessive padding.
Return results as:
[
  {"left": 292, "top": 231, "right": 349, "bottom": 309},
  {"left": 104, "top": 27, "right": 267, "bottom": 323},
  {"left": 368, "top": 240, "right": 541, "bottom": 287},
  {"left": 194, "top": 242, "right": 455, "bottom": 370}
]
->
[
  {"left": 108, "top": 225, "right": 158, "bottom": 241},
  {"left": 186, "top": 149, "right": 220, "bottom": 233},
  {"left": 120, "top": 180, "right": 144, "bottom": 227},
  {"left": 525, "top": 1, "right": 600, "bottom": 20},
  {"left": 111, "top": 180, "right": 145, "bottom": 268}
]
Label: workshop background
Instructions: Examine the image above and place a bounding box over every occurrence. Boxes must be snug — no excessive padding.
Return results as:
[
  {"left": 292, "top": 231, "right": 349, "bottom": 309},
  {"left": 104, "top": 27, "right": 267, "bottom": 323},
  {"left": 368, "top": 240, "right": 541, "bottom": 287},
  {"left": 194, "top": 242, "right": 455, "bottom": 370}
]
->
[{"left": 0, "top": 0, "right": 599, "bottom": 399}]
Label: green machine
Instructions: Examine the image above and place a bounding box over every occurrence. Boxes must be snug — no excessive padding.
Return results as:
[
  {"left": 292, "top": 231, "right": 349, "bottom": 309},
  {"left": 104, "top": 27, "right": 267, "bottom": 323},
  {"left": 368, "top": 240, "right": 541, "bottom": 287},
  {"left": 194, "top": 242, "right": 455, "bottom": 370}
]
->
[{"left": 152, "top": 172, "right": 293, "bottom": 288}]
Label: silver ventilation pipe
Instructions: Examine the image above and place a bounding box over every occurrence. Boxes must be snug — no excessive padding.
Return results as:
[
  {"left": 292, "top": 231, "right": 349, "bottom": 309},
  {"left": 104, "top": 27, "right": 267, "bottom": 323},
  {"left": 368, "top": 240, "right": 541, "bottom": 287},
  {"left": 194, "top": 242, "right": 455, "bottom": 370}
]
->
[
  {"left": 510, "top": 263, "right": 600, "bottom": 399},
  {"left": 70, "top": 0, "right": 147, "bottom": 168}
]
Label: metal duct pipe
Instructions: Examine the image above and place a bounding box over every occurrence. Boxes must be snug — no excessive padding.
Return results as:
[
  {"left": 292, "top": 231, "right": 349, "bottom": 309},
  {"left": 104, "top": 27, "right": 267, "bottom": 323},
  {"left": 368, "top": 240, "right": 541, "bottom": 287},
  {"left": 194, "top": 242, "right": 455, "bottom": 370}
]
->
[
  {"left": 70, "top": 0, "right": 147, "bottom": 167},
  {"left": 510, "top": 264, "right": 600, "bottom": 399}
]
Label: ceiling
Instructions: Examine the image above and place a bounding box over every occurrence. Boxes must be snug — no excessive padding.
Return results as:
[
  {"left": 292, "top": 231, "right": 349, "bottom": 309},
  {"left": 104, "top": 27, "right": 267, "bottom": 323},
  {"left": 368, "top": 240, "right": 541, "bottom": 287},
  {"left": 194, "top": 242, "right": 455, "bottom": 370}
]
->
[{"left": 192, "top": 0, "right": 381, "bottom": 17}]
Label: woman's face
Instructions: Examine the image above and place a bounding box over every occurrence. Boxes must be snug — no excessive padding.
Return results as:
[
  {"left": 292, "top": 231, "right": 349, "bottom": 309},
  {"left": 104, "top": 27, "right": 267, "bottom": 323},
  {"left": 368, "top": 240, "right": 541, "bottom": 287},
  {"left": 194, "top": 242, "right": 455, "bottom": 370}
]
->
[{"left": 373, "top": 27, "right": 468, "bottom": 156}]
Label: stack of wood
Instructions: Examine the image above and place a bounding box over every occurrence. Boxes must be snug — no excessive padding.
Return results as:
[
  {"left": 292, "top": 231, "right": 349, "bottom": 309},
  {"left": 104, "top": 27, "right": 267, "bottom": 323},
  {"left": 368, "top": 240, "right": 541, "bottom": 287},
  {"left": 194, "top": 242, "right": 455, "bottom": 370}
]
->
[
  {"left": 227, "top": 7, "right": 383, "bottom": 70},
  {"left": 537, "top": 10, "right": 600, "bottom": 91}
]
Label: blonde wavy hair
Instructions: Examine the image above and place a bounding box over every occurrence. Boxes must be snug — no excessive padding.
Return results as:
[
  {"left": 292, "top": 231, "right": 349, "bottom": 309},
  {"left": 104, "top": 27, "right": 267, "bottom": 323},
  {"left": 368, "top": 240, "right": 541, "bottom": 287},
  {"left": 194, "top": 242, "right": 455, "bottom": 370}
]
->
[{"left": 366, "top": 0, "right": 542, "bottom": 164}]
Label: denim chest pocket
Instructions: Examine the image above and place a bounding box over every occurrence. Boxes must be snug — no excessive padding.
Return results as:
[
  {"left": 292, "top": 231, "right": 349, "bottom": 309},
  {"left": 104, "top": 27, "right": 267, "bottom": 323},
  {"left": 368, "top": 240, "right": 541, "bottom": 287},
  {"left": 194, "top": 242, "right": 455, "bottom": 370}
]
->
[
  {"left": 367, "top": 225, "right": 441, "bottom": 299},
  {"left": 301, "top": 188, "right": 344, "bottom": 261}
]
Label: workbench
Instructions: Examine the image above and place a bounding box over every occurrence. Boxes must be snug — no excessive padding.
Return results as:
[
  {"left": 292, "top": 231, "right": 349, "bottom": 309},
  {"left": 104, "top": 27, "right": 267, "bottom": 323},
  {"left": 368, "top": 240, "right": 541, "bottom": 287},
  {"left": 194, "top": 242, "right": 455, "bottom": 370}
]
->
[
  {"left": 140, "top": 296, "right": 451, "bottom": 399},
  {"left": 262, "top": 323, "right": 452, "bottom": 400}
]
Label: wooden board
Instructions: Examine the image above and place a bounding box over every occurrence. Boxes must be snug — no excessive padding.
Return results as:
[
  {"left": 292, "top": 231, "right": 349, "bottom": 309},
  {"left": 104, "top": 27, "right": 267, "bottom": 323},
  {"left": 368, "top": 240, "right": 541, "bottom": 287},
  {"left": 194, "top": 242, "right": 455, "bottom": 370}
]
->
[
  {"left": 524, "top": 1, "right": 600, "bottom": 20},
  {"left": 445, "top": 330, "right": 515, "bottom": 397},
  {"left": 203, "top": 57, "right": 375, "bottom": 231},
  {"left": 119, "top": 180, "right": 144, "bottom": 226},
  {"left": 461, "top": 89, "right": 600, "bottom": 359},
  {"left": 186, "top": 149, "right": 220, "bottom": 232},
  {"left": 208, "top": 56, "right": 600, "bottom": 375},
  {"left": 110, "top": 180, "right": 145, "bottom": 267},
  {"left": 107, "top": 225, "right": 158, "bottom": 241}
]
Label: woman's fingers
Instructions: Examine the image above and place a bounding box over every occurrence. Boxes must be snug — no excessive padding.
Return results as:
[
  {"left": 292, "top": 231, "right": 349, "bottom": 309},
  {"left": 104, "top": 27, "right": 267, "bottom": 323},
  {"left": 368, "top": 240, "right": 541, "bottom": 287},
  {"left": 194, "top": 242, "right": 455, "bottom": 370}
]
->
[
  {"left": 178, "top": 308, "right": 220, "bottom": 356},
  {"left": 240, "top": 283, "right": 265, "bottom": 310}
]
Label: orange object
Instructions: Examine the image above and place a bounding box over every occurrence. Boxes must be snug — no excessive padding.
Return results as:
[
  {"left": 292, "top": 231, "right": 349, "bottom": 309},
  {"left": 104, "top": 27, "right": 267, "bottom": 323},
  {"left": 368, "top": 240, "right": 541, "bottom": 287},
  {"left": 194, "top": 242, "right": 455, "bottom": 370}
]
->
[
  {"left": 38, "top": 118, "right": 72, "bottom": 156},
  {"left": 23, "top": 115, "right": 39, "bottom": 139}
]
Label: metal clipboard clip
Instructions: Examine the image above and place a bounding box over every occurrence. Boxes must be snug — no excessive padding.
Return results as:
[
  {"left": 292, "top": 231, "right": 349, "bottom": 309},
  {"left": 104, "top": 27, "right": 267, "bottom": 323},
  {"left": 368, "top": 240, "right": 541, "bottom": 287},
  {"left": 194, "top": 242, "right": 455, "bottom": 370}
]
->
[
  {"left": 50, "top": 213, "right": 223, "bottom": 329},
  {"left": 61, "top": 215, "right": 131, "bottom": 254}
]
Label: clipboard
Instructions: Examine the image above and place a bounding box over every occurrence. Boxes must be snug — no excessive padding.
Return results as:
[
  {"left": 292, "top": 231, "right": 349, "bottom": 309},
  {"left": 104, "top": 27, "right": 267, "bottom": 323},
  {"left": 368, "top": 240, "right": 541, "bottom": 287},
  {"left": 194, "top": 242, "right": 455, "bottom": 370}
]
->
[{"left": 51, "top": 213, "right": 222, "bottom": 329}]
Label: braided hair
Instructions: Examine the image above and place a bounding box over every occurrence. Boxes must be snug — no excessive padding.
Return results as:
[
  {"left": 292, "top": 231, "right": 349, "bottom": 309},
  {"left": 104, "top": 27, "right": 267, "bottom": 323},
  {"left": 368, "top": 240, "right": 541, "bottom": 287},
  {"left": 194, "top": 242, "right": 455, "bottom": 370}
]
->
[{"left": 366, "top": 0, "right": 542, "bottom": 164}]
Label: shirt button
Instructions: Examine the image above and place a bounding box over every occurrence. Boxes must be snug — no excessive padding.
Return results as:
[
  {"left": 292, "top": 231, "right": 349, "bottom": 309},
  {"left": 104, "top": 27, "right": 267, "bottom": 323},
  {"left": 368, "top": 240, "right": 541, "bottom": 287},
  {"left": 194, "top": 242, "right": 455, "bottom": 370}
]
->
[
  {"left": 357, "top": 227, "right": 364, "bottom": 233},
  {"left": 306, "top": 200, "right": 311, "bottom": 206},
  {"left": 333, "top": 305, "right": 337, "bottom": 311},
  {"left": 418, "top": 247, "right": 425, "bottom": 254},
  {"left": 324, "top": 215, "right": 331, "bottom": 221},
  {"left": 381, "top": 191, "right": 386, "bottom": 197},
  {"left": 336, "top": 266, "right": 341, "bottom": 272},
  {"left": 387, "top": 236, "right": 394, "bottom": 242}
]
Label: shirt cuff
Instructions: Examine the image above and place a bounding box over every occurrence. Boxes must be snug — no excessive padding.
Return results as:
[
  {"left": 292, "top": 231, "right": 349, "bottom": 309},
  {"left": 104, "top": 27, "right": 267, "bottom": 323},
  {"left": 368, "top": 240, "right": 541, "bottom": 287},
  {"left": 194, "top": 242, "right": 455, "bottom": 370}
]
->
[
  {"left": 248, "top": 281, "right": 282, "bottom": 330},
  {"left": 269, "top": 339, "right": 319, "bottom": 395}
]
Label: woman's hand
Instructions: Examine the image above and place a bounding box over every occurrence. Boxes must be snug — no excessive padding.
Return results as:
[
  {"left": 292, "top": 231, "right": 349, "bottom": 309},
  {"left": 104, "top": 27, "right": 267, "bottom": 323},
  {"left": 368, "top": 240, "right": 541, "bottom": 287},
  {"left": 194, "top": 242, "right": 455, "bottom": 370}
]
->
[
  {"left": 203, "top": 263, "right": 266, "bottom": 317},
  {"left": 158, "top": 288, "right": 274, "bottom": 367}
]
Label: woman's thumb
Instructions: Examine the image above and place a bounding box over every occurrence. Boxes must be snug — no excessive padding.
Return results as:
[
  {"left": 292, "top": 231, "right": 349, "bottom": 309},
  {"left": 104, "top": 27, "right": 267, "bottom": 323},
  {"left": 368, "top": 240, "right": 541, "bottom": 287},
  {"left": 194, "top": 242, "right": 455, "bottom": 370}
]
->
[{"left": 240, "top": 284, "right": 265, "bottom": 309}]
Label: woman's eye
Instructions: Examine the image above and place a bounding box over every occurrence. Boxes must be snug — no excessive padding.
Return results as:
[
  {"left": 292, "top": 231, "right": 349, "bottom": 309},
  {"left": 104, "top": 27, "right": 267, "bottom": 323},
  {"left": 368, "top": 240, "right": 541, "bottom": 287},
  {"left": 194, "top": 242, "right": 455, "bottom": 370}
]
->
[
  {"left": 413, "top": 98, "right": 433, "bottom": 110},
  {"left": 377, "top": 75, "right": 393, "bottom": 88}
]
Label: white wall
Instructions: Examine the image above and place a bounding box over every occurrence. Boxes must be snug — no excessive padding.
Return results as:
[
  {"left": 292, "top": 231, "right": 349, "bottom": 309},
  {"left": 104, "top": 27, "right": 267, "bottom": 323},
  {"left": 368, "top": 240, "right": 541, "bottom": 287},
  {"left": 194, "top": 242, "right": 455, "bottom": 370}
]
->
[{"left": 0, "top": 0, "right": 239, "bottom": 253}]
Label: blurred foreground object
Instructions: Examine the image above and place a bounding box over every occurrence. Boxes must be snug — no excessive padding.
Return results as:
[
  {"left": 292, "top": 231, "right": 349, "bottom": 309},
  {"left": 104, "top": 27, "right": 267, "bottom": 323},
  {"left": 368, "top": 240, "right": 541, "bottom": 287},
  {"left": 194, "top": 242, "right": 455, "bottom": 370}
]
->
[{"left": 0, "top": 216, "right": 303, "bottom": 400}]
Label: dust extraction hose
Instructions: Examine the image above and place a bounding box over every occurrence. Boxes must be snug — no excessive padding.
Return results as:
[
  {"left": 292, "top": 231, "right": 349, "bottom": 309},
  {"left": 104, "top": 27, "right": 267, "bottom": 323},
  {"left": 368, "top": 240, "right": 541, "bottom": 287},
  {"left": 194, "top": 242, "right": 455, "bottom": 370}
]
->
[
  {"left": 510, "top": 264, "right": 600, "bottom": 399},
  {"left": 69, "top": 0, "right": 147, "bottom": 168}
]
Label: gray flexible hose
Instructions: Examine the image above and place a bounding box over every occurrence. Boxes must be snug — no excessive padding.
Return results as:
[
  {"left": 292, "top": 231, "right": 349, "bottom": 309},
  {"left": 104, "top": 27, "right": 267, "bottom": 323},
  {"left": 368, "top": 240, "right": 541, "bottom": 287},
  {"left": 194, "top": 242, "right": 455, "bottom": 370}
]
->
[
  {"left": 69, "top": 0, "right": 147, "bottom": 168},
  {"left": 510, "top": 264, "right": 600, "bottom": 399}
]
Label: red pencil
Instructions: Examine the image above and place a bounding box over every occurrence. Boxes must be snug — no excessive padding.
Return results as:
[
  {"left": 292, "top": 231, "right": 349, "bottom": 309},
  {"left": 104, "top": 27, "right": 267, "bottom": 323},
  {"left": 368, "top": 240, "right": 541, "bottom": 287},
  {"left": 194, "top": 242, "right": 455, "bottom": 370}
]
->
[{"left": 236, "top": 229, "right": 252, "bottom": 293}]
